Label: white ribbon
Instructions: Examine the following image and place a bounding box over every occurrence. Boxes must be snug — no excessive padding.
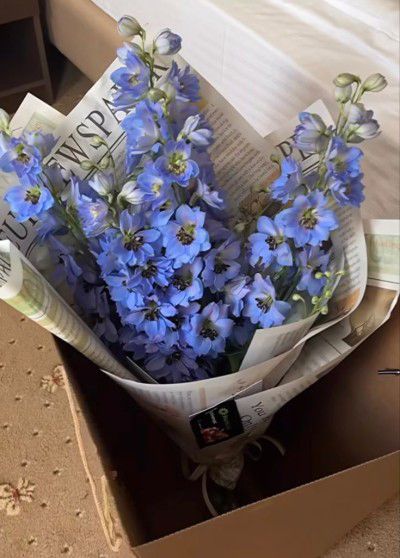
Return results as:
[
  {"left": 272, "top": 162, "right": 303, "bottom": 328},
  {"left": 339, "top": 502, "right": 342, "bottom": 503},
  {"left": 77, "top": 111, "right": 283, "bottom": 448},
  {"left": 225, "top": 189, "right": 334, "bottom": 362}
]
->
[{"left": 181, "top": 435, "right": 285, "bottom": 517}]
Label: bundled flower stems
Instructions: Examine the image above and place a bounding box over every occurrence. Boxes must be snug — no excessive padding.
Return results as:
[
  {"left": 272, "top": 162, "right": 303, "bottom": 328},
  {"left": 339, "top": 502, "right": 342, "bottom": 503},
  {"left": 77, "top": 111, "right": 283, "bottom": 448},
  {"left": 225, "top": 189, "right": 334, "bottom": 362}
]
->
[{"left": 0, "top": 17, "right": 396, "bottom": 509}]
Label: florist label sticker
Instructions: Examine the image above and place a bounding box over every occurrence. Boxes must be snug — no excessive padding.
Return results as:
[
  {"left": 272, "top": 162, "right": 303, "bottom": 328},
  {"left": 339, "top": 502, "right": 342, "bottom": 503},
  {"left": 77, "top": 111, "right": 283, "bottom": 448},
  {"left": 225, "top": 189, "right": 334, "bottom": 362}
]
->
[{"left": 190, "top": 399, "right": 244, "bottom": 448}]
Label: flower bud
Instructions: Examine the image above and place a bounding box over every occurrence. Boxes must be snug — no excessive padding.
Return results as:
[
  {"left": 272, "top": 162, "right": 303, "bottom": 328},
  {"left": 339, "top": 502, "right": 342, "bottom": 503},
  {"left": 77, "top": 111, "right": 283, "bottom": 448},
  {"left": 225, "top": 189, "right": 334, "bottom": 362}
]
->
[
  {"left": 154, "top": 28, "right": 182, "bottom": 55},
  {"left": 362, "top": 73, "right": 387, "bottom": 93},
  {"left": 0, "top": 108, "right": 10, "bottom": 133},
  {"left": 98, "top": 155, "right": 111, "bottom": 170},
  {"left": 90, "top": 135, "right": 106, "bottom": 148},
  {"left": 80, "top": 160, "right": 94, "bottom": 171},
  {"left": 117, "top": 16, "right": 142, "bottom": 38},
  {"left": 333, "top": 73, "right": 360, "bottom": 87},
  {"left": 334, "top": 84, "right": 352, "bottom": 103}
]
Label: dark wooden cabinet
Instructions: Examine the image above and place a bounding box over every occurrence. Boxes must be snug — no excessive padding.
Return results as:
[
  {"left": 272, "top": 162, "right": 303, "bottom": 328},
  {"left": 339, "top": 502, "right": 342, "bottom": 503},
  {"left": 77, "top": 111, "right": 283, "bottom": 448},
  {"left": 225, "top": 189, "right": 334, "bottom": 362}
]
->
[{"left": 0, "top": 0, "right": 52, "bottom": 112}]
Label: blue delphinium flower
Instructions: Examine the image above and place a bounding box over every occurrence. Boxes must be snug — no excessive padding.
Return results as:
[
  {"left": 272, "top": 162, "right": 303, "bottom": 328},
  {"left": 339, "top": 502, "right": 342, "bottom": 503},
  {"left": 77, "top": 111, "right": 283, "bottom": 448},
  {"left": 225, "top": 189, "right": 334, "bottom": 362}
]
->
[
  {"left": 196, "top": 179, "right": 225, "bottom": 210},
  {"left": 122, "top": 100, "right": 168, "bottom": 156},
  {"left": 130, "top": 256, "right": 174, "bottom": 293},
  {"left": 125, "top": 294, "right": 176, "bottom": 341},
  {"left": 202, "top": 237, "right": 241, "bottom": 291},
  {"left": 92, "top": 289, "right": 119, "bottom": 343},
  {"left": 25, "top": 131, "right": 57, "bottom": 159},
  {"left": 161, "top": 62, "right": 200, "bottom": 103},
  {"left": 115, "top": 210, "right": 160, "bottom": 265},
  {"left": 178, "top": 115, "right": 213, "bottom": 148},
  {"left": 4, "top": 181, "right": 53, "bottom": 222},
  {"left": 163, "top": 204, "right": 210, "bottom": 267},
  {"left": 47, "top": 236, "right": 82, "bottom": 287},
  {"left": 104, "top": 267, "right": 143, "bottom": 307},
  {"left": 119, "top": 329, "right": 148, "bottom": 359},
  {"left": 169, "top": 302, "right": 201, "bottom": 347},
  {"left": 296, "top": 246, "right": 331, "bottom": 296},
  {"left": 294, "top": 112, "right": 330, "bottom": 154},
  {"left": 325, "top": 136, "right": 363, "bottom": 178},
  {"left": 36, "top": 212, "right": 63, "bottom": 239},
  {"left": 168, "top": 258, "right": 204, "bottom": 306},
  {"left": 136, "top": 166, "right": 171, "bottom": 209},
  {"left": 249, "top": 216, "right": 292, "bottom": 268},
  {"left": 276, "top": 191, "right": 338, "bottom": 247},
  {"left": 328, "top": 174, "right": 365, "bottom": 207},
  {"left": 243, "top": 274, "right": 291, "bottom": 328},
  {"left": 205, "top": 216, "right": 231, "bottom": 243},
  {"left": 231, "top": 317, "right": 255, "bottom": 346},
  {"left": 96, "top": 230, "right": 123, "bottom": 275},
  {"left": 78, "top": 198, "right": 109, "bottom": 237},
  {"left": 224, "top": 276, "right": 250, "bottom": 317},
  {"left": 154, "top": 29, "right": 182, "bottom": 55},
  {"left": 111, "top": 45, "right": 150, "bottom": 107},
  {"left": 145, "top": 344, "right": 199, "bottom": 382},
  {"left": 344, "top": 103, "right": 380, "bottom": 142},
  {"left": 185, "top": 302, "right": 233, "bottom": 357},
  {"left": 270, "top": 156, "right": 303, "bottom": 203},
  {"left": 1, "top": 137, "right": 42, "bottom": 185},
  {"left": 155, "top": 140, "right": 199, "bottom": 187}
]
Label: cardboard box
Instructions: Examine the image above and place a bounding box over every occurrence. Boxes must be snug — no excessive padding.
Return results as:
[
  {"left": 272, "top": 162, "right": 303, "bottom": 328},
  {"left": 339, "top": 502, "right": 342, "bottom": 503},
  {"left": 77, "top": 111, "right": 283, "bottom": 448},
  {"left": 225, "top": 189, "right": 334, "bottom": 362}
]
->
[{"left": 57, "top": 305, "right": 399, "bottom": 558}]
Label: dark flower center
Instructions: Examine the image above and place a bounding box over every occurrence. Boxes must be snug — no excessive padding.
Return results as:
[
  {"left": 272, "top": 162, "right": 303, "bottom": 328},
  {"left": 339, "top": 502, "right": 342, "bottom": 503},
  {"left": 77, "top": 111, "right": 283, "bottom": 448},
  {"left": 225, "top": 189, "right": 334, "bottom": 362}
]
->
[
  {"left": 18, "top": 152, "right": 30, "bottom": 164},
  {"left": 160, "top": 200, "right": 173, "bottom": 211},
  {"left": 168, "top": 152, "right": 187, "bottom": 175},
  {"left": 172, "top": 273, "right": 192, "bottom": 290},
  {"left": 124, "top": 233, "right": 144, "bottom": 251},
  {"left": 214, "top": 259, "right": 229, "bottom": 274},
  {"left": 299, "top": 208, "right": 318, "bottom": 229},
  {"left": 144, "top": 301, "right": 160, "bottom": 321},
  {"left": 176, "top": 223, "right": 195, "bottom": 245},
  {"left": 141, "top": 264, "right": 157, "bottom": 279},
  {"left": 166, "top": 350, "right": 182, "bottom": 365},
  {"left": 335, "top": 158, "right": 347, "bottom": 173},
  {"left": 25, "top": 187, "right": 41, "bottom": 205},
  {"left": 200, "top": 319, "right": 219, "bottom": 340},
  {"left": 256, "top": 295, "right": 273, "bottom": 313},
  {"left": 266, "top": 236, "right": 279, "bottom": 250},
  {"left": 170, "top": 315, "right": 184, "bottom": 330},
  {"left": 16, "top": 144, "right": 30, "bottom": 164},
  {"left": 129, "top": 73, "right": 139, "bottom": 86}
]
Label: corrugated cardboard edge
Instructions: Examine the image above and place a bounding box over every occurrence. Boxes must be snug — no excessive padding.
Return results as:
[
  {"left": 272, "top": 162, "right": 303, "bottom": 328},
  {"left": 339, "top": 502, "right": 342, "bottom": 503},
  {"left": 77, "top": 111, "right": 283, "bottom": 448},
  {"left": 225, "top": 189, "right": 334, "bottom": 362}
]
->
[{"left": 135, "top": 451, "right": 399, "bottom": 558}]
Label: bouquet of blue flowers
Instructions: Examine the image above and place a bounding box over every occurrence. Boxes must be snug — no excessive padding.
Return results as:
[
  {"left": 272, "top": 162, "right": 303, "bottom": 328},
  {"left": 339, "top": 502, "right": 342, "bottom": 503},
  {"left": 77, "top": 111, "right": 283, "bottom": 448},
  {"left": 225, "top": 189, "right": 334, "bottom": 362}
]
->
[
  {"left": 0, "top": 21, "right": 386, "bottom": 384},
  {"left": 0, "top": 17, "right": 388, "bottom": 498}
]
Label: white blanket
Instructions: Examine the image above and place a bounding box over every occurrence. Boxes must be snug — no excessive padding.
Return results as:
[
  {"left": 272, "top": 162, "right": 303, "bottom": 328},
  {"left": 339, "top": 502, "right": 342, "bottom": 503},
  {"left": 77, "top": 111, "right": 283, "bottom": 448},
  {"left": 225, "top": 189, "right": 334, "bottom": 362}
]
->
[{"left": 91, "top": 0, "right": 400, "bottom": 219}]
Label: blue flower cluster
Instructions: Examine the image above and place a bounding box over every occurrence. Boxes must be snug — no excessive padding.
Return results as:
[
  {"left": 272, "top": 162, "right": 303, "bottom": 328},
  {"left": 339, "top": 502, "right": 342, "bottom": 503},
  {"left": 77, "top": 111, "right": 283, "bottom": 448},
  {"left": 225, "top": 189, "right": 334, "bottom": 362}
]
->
[{"left": 1, "top": 24, "right": 385, "bottom": 383}]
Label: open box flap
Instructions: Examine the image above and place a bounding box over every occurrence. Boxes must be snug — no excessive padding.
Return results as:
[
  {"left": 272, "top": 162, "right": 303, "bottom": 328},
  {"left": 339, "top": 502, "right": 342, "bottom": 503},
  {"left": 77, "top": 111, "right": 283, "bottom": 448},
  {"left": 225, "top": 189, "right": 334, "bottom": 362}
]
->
[{"left": 135, "top": 451, "right": 399, "bottom": 558}]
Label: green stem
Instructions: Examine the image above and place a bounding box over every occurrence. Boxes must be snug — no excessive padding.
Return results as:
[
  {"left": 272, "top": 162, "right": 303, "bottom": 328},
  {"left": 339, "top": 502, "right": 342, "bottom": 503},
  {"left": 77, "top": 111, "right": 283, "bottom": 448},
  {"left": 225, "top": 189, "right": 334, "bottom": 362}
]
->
[{"left": 41, "top": 170, "right": 97, "bottom": 268}]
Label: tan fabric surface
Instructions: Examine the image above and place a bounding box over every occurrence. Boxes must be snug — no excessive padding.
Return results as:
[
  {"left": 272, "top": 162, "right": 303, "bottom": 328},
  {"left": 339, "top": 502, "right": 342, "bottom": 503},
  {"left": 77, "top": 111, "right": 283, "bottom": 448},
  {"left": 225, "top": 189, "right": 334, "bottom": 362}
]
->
[
  {"left": 325, "top": 496, "right": 400, "bottom": 557},
  {"left": 0, "top": 301, "right": 135, "bottom": 557}
]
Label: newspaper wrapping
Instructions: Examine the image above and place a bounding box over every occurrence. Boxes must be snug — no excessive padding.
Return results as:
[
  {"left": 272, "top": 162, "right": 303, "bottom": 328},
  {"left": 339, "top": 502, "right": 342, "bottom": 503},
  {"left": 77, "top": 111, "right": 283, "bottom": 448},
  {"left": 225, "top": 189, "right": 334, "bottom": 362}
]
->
[{"left": 0, "top": 60, "right": 398, "bottom": 482}]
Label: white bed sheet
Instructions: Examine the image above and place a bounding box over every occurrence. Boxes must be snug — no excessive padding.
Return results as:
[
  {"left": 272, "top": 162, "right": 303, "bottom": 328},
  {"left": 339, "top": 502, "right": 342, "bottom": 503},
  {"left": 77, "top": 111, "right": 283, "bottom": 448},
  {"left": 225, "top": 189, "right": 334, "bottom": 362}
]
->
[{"left": 91, "top": 0, "right": 399, "bottom": 219}]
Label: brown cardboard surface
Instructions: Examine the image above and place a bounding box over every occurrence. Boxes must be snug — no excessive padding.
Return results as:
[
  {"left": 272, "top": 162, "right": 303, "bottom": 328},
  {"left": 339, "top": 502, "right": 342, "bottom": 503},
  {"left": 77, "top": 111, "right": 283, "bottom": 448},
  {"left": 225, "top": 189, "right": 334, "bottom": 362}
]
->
[
  {"left": 135, "top": 452, "right": 399, "bottom": 558},
  {"left": 55, "top": 305, "right": 399, "bottom": 556}
]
